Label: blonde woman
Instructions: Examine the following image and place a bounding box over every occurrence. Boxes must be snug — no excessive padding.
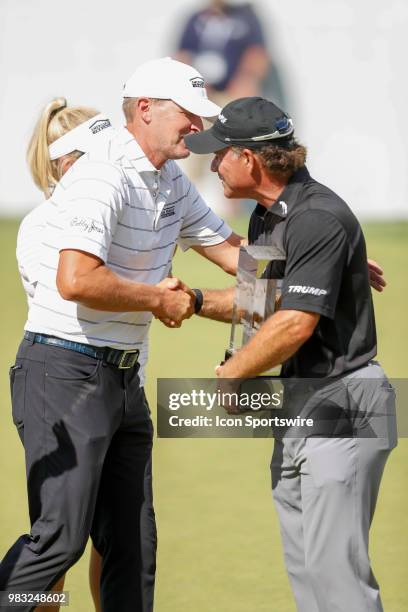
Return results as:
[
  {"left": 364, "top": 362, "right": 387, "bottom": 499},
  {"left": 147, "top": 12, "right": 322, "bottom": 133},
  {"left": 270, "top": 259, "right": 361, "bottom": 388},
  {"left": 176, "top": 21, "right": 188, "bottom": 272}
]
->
[
  {"left": 16, "top": 98, "right": 112, "bottom": 612},
  {"left": 18, "top": 99, "right": 113, "bottom": 310}
]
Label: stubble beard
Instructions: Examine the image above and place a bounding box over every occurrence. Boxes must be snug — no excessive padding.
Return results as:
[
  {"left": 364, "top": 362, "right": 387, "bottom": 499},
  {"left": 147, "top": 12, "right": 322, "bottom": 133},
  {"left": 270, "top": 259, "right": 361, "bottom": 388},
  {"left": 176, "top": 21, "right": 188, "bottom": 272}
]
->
[{"left": 159, "top": 136, "right": 191, "bottom": 161}]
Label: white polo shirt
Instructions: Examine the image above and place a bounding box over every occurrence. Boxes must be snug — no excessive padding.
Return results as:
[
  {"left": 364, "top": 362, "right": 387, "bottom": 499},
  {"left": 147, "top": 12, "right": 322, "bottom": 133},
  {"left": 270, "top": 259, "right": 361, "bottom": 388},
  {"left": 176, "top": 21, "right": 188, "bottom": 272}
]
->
[
  {"left": 18, "top": 199, "right": 149, "bottom": 386},
  {"left": 17, "top": 200, "right": 54, "bottom": 306},
  {"left": 26, "top": 126, "right": 231, "bottom": 359}
]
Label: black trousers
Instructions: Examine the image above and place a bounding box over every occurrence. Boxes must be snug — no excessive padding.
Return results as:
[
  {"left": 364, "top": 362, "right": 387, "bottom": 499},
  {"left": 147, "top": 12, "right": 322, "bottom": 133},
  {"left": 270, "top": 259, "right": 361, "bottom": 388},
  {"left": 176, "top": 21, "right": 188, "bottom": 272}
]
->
[{"left": 1, "top": 337, "right": 156, "bottom": 612}]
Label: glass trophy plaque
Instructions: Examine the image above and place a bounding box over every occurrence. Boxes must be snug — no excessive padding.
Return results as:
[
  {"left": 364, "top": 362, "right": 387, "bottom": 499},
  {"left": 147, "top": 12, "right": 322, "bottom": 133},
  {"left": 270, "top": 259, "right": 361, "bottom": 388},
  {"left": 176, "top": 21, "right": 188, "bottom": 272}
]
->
[{"left": 225, "top": 244, "right": 286, "bottom": 376}]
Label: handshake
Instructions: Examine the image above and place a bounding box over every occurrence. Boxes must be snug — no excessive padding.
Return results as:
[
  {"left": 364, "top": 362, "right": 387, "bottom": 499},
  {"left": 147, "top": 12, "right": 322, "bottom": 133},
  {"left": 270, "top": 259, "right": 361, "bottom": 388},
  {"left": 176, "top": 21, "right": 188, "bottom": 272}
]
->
[{"left": 153, "top": 277, "right": 197, "bottom": 328}]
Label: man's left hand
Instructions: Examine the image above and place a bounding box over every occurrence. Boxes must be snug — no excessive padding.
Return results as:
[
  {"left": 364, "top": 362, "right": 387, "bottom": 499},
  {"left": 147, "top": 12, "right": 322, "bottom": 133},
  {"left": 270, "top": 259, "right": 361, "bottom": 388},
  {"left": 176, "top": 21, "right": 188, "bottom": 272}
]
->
[{"left": 368, "top": 259, "right": 386, "bottom": 292}]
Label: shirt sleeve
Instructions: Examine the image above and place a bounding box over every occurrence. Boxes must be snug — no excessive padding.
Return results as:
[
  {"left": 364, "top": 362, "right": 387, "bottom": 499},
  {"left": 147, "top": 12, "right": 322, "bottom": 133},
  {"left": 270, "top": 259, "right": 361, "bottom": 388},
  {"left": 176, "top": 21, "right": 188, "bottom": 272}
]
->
[
  {"left": 280, "top": 209, "right": 349, "bottom": 319},
  {"left": 56, "top": 161, "right": 127, "bottom": 263},
  {"left": 177, "top": 174, "right": 232, "bottom": 251}
]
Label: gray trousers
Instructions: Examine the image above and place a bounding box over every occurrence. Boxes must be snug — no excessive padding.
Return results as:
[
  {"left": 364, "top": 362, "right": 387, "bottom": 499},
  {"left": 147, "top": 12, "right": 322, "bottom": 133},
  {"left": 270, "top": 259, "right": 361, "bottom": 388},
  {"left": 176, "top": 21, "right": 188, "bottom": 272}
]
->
[
  {"left": 271, "top": 362, "right": 397, "bottom": 612},
  {"left": 1, "top": 337, "right": 156, "bottom": 612}
]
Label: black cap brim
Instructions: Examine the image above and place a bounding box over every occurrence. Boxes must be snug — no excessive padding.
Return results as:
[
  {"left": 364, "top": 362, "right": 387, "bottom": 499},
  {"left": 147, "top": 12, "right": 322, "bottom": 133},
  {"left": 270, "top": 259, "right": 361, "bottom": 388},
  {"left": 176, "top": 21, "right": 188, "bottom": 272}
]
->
[{"left": 184, "top": 128, "right": 228, "bottom": 154}]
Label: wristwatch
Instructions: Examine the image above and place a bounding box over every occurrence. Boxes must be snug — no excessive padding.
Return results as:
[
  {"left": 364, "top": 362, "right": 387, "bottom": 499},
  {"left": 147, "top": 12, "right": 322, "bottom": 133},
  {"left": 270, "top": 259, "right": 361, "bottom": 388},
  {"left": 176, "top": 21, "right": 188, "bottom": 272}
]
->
[{"left": 192, "top": 288, "right": 203, "bottom": 314}]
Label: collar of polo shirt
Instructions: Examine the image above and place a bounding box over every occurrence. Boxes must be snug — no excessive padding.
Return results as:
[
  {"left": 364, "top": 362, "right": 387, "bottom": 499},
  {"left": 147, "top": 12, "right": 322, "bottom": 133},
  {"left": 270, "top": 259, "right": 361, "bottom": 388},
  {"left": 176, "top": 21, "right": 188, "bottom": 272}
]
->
[
  {"left": 123, "top": 57, "right": 221, "bottom": 118},
  {"left": 121, "top": 127, "right": 162, "bottom": 174},
  {"left": 119, "top": 127, "right": 163, "bottom": 198}
]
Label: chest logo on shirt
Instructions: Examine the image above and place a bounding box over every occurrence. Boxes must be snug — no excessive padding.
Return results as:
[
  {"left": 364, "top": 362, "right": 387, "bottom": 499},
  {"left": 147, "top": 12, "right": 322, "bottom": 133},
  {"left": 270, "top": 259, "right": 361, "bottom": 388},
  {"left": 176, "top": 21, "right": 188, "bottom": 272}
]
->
[
  {"left": 288, "top": 285, "right": 327, "bottom": 296},
  {"left": 160, "top": 205, "right": 175, "bottom": 219},
  {"left": 70, "top": 217, "right": 104, "bottom": 235}
]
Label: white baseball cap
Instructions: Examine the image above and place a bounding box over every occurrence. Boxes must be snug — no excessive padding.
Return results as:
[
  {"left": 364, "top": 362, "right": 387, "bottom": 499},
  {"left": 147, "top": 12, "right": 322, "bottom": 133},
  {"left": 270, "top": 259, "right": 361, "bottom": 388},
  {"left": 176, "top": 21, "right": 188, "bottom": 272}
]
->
[
  {"left": 48, "top": 114, "right": 114, "bottom": 160},
  {"left": 123, "top": 57, "right": 221, "bottom": 118}
]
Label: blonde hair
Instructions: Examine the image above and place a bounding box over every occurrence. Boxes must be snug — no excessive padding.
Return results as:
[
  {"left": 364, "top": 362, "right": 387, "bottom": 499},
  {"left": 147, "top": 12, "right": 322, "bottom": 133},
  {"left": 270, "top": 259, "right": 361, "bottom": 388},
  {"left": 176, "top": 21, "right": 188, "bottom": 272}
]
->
[{"left": 27, "top": 97, "right": 99, "bottom": 197}]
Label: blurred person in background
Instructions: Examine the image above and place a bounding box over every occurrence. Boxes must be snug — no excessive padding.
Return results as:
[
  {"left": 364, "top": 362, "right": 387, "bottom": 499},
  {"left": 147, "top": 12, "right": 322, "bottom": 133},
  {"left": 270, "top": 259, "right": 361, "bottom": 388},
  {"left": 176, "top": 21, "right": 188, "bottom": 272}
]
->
[
  {"left": 175, "top": 0, "right": 269, "bottom": 215},
  {"left": 17, "top": 98, "right": 111, "bottom": 612},
  {"left": 175, "top": 0, "right": 269, "bottom": 101}
]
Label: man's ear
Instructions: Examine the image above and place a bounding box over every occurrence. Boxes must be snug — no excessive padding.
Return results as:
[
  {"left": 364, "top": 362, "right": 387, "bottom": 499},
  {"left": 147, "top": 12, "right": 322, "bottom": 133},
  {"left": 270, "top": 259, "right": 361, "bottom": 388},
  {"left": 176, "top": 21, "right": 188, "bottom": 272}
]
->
[
  {"left": 137, "top": 97, "right": 154, "bottom": 124},
  {"left": 242, "top": 148, "right": 256, "bottom": 171}
]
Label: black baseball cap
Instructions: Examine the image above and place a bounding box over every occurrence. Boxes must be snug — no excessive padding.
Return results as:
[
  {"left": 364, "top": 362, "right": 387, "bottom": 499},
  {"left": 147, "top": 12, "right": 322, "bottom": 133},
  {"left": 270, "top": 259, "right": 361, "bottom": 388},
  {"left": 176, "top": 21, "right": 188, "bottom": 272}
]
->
[{"left": 184, "top": 97, "right": 295, "bottom": 154}]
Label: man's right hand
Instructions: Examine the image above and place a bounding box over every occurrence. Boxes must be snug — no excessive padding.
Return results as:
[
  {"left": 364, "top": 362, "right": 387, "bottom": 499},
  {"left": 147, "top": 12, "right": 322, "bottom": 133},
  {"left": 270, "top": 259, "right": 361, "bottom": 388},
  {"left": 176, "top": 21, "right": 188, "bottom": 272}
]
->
[{"left": 153, "top": 278, "right": 195, "bottom": 326}]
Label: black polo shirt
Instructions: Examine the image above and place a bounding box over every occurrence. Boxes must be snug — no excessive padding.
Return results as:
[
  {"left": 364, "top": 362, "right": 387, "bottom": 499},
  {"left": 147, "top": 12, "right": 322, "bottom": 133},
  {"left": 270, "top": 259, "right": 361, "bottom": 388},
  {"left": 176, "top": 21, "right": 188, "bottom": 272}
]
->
[{"left": 248, "top": 166, "right": 377, "bottom": 378}]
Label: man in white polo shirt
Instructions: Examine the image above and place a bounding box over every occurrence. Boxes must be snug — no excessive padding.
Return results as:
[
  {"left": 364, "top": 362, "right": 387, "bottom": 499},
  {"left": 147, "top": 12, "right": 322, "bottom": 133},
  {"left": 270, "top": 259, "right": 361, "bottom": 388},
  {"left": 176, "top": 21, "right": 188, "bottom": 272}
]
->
[{"left": 2, "top": 58, "right": 240, "bottom": 612}]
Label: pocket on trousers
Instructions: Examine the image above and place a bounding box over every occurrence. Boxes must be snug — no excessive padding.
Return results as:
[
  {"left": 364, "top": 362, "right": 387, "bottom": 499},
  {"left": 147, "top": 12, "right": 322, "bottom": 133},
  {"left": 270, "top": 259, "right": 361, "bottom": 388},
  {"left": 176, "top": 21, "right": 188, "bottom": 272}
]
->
[
  {"left": 379, "top": 385, "right": 398, "bottom": 449},
  {"left": 9, "top": 364, "right": 26, "bottom": 431},
  {"left": 45, "top": 353, "right": 101, "bottom": 381}
]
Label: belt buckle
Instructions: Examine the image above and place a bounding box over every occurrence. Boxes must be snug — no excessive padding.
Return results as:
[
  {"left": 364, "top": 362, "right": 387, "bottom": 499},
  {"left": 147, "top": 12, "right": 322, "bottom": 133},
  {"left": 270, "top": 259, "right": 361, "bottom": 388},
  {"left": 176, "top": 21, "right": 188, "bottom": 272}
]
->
[{"left": 118, "top": 349, "right": 139, "bottom": 369}]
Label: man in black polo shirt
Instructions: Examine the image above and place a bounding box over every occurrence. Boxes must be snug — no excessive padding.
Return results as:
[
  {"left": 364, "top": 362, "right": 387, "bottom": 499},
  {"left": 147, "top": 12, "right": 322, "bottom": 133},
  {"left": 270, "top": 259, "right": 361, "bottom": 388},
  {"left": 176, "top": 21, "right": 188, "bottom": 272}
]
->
[{"left": 184, "top": 98, "right": 397, "bottom": 612}]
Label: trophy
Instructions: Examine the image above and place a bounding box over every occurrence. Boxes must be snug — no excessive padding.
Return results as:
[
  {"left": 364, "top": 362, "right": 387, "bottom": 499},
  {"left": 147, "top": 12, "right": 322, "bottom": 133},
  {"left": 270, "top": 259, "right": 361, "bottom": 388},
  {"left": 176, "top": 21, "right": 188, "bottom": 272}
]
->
[{"left": 225, "top": 244, "right": 286, "bottom": 377}]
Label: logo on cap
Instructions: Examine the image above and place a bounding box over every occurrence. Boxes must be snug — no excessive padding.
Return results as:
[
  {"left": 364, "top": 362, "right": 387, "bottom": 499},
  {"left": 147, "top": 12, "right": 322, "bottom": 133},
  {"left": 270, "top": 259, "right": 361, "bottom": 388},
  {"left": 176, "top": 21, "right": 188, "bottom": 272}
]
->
[
  {"left": 275, "top": 116, "right": 291, "bottom": 134},
  {"left": 190, "top": 77, "right": 205, "bottom": 88},
  {"left": 218, "top": 113, "right": 227, "bottom": 124},
  {"left": 279, "top": 201, "right": 288, "bottom": 216},
  {"left": 89, "top": 119, "right": 112, "bottom": 135}
]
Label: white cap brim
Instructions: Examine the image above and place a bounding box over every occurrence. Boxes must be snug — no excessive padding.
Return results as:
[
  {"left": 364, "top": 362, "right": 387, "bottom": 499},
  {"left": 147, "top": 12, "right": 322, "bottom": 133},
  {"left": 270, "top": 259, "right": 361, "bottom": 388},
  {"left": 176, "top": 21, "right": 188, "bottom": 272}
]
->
[{"left": 172, "top": 95, "right": 221, "bottom": 118}]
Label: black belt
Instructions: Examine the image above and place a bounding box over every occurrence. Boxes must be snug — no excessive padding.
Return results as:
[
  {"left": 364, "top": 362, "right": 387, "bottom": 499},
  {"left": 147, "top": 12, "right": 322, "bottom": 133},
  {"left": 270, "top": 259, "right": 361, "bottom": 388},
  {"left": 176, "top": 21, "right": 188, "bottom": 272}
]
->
[{"left": 24, "top": 332, "right": 140, "bottom": 369}]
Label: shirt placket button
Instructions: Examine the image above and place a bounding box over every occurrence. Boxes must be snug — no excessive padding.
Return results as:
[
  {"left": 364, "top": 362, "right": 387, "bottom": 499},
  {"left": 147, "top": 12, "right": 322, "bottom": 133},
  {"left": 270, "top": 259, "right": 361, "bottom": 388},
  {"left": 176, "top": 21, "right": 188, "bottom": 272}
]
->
[{"left": 152, "top": 178, "right": 160, "bottom": 227}]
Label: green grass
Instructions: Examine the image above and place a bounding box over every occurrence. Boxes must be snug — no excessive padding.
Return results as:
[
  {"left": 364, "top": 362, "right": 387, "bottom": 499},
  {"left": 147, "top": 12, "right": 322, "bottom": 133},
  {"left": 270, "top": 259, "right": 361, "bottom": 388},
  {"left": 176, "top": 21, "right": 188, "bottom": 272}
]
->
[{"left": 0, "top": 218, "right": 407, "bottom": 611}]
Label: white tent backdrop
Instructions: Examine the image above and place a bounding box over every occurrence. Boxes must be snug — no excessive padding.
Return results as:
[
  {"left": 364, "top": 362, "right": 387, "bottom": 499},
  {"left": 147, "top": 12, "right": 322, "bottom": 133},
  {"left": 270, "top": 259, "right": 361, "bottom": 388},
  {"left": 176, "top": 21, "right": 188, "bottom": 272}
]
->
[{"left": 0, "top": 0, "right": 406, "bottom": 218}]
